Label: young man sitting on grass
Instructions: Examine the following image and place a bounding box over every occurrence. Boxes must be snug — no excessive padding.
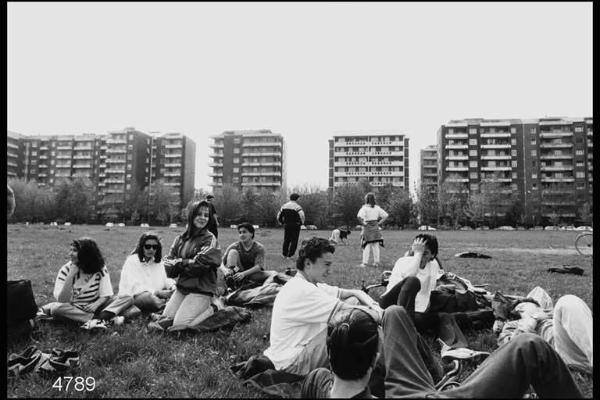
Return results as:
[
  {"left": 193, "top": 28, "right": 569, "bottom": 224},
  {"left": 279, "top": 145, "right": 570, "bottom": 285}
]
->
[{"left": 263, "top": 237, "right": 384, "bottom": 376}]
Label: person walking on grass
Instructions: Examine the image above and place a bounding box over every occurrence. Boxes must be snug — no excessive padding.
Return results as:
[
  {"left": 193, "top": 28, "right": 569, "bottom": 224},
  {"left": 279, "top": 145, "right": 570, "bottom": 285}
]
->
[
  {"left": 300, "top": 305, "right": 583, "bottom": 398},
  {"left": 277, "top": 193, "right": 305, "bottom": 260},
  {"left": 357, "top": 192, "right": 389, "bottom": 268},
  {"left": 38, "top": 237, "right": 118, "bottom": 330},
  {"left": 148, "top": 200, "right": 221, "bottom": 332}
]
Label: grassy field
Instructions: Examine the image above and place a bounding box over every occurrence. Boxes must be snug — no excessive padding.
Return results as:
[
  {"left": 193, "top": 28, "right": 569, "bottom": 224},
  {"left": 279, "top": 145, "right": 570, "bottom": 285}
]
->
[{"left": 7, "top": 224, "right": 593, "bottom": 398}]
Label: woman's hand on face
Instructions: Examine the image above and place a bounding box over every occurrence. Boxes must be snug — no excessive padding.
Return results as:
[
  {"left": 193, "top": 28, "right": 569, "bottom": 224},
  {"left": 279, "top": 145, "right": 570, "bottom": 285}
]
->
[{"left": 411, "top": 238, "right": 427, "bottom": 255}]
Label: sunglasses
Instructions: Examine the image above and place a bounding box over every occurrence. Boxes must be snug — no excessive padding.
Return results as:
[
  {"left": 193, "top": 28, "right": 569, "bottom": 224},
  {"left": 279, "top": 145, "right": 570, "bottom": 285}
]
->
[{"left": 144, "top": 244, "right": 159, "bottom": 250}]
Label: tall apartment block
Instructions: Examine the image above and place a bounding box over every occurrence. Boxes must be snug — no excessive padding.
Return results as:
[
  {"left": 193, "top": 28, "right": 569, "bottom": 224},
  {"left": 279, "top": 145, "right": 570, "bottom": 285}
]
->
[
  {"left": 8, "top": 127, "right": 196, "bottom": 218},
  {"left": 420, "top": 145, "right": 438, "bottom": 194},
  {"left": 7, "top": 130, "right": 24, "bottom": 178},
  {"left": 437, "top": 117, "right": 593, "bottom": 222},
  {"left": 328, "top": 133, "right": 409, "bottom": 191},
  {"left": 209, "top": 130, "right": 286, "bottom": 192}
]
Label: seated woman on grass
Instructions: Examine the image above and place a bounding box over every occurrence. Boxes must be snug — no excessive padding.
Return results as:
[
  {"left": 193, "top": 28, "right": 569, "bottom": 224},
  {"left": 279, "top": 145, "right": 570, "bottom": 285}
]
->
[
  {"left": 220, "top": 222, "right": 275, "bottom": 290},
  {"left": 378, "top": 234, "right": 486, "bottom": 360},
  {"left": 92, "top": 232, "right": 175, "bottom": 324},
  {"left": 148, "top": 200, "right": 222, "bottom": 332},
  {"left": 39, "top": 237, "right": 116, "bottom": 329}
]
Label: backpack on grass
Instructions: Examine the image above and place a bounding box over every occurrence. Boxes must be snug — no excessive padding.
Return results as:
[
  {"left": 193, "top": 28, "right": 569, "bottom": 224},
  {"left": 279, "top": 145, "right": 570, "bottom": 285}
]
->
[{"left": 7, "top": 279, "right": 38, "bottom": 341}]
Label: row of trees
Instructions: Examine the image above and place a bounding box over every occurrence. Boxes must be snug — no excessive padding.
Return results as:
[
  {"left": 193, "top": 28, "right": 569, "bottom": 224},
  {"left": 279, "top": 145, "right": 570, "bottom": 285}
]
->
[{"left": 8, "top": 177, "right": 592, "bottom": 228}]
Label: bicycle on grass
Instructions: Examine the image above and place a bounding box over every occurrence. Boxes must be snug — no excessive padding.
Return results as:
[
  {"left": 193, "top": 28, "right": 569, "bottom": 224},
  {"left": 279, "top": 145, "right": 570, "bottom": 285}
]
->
[{"left": 575, "top": 231, "right": 593, "bottom": 257}]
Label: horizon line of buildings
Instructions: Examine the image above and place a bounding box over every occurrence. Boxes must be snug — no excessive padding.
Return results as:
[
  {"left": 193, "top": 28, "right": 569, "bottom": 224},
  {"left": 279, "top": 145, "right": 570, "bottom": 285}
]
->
[{"left": 7, "top": 115, "right": 593, "bottom": 223}]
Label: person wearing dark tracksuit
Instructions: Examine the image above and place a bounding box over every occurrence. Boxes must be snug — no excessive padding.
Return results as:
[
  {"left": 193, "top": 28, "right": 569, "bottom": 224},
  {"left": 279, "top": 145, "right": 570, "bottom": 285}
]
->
[{"left": 277, "top": 193, "right": 305, "bottom": 259}]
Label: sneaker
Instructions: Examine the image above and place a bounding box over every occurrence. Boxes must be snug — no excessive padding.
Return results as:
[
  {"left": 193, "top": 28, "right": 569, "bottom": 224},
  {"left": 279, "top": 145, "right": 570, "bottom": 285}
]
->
[
  {"left": 438, "top": 339, "right": 490, "bottom": 361},
  {"left": 357, "top": 263, "right": 368, "bottom": 268},
  {"left": 80, "top": 319, "right": 108, "bottom": 330},
  {"left": 35, "top": 308, "right": 53, "bottom": 321},
  {"left": 8, "top": 346, "right": 42, "bottom": 377},
  {"left": 149, "top": 313, "right": 162, "bottom": 322},
  {"left": 111, "top": 316, "right": 125, "bottom": 326}
]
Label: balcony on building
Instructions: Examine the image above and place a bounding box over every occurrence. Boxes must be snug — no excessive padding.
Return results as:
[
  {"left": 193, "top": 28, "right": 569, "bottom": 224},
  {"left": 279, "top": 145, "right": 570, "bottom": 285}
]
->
[
  {"left": 105, "top": 168, "right": 125, "bottom": 173},
  {"left": 209, "top": 181, "right": 223, "bottom": 187},
  {"left": 107, "top": 138, "right": 127, "bottom": 145},
  {"left": 106, "top": 158, "right": 126, "bottom": 163},
  {"left": 38, "top": 173, "right": 47, "bottom": 177},
  {"left": 72, "top": 163, "right": 93, "bottom": 169},
  {"left": 539, "top": 141, "right": 573, "bottom": 149},
  {"left": 445, "top": 177, "right": 469, "bottom": 183},
  {"left": 55, "top": 163, "right": 72, "bottom": 168},
  {"left": 39, "top": 154, "right": 48, "bottom": 160},
  {"left": 7, "top": 142, "right": 19, "bottom": 150},
  {"left": 540, "top": 164, "right": 573, "bottom": 171},
  {"left": 242, "top": 141, "right": 282, "bottom": 148},
  {"left": 445, "top": 133, "right": 468, "bottom": 139},
  {"left": 211, "top": 142, "right": 225, "bottom": 148},
  {"left": 56, "top": 154, "right": 72, "bottom": 159},
  {"left": 480, "top": 166, "right": 512, "bottom": 171},
  {"left": 106, "top": 148, "right": 127, "bottom": 154},
  {"left": 481, "top": 143, "right": 511, "bottom": 149},
  {"left": 446, "top": 166, "right": 469, "bottom": 172},
  {"left": 209, "top": 161, "right": 224, "bottom": 167},
  {"left": 541, "top": 177, "right": 575, "bottom": 183},
  {"left": 481, "top": 153, "right": 511, "bottom": 160},
  {"left": 163, "top": 182, "right": 181, "bottom": 186},
  {"left": 73, "top": 144, "right": 94, "bottom": 150},
  {"left": 539, "top": 130, "right": 573, "bottom": 139},
  {"left": 445, "top": 143, "right": 468, "bottom": 149},
  {"left": 56, "top": 145, "right": 72, "bottom": 150},
  {"left": 73, "top": 154, "right": 92, "bottom": 159},
  {"left": 480, "top": 131, "right": 511, "bottom": 138},
  {"left": 539, "top": 152, "right": 572, "bottom": 160},
  {"left": 164, "top": 162, "right": 182, "bottom": 168},
  {"left": 164, "top": 142, "right": 183, "bottom": 149},
  {"left": 165, "top": 152, "right": 182, "bottom": 158}
]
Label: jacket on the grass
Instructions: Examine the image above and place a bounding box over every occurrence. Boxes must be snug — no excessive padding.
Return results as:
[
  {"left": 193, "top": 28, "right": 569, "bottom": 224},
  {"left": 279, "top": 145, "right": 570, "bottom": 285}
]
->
[{"left": 165, "top": 229, "right": 222, "bottom": 296}]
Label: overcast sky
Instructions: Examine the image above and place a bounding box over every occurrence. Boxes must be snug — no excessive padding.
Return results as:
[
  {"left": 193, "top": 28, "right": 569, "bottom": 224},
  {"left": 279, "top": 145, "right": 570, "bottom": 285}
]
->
[{"left": 7, "top": 2, "right": 593, "bottom": 192}]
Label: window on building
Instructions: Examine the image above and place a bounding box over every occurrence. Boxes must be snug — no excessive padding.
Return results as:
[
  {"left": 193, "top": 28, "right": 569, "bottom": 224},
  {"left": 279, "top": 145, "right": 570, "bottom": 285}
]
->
[
  {"left": 576, "top": 172, "right": 585, "bottom": 178},
  {"left": 511, "top": 139, "right": 517, "bottom": 145},
  {"left": 576, "top": 161, "right": 584, "bottom": 167},
  {"left": 531, "top": 150, "right": 536, "bottom": 156},
  {"left": 512, "top": 160, "right": 517, "bottom": 167},
  {"left": 511, "top": 127, "right": 517, "bottom": 134},
  {"left": 469, "top": 161, "right": 477, "bottom": 168},
  {"left": 469, "top": 149, "right": 477, "bottom": 156},
  {"left": 470, "top": 172, "right": 478, "bottom": 179},
  {"left": 126, "top": 184, "right": 131, "bottom": 190},
  {"left": 233, "top": 157, "right": 239, "bottom": 163},
  {"left": 532, "top": 174, "right": 537, "bottom": 179},
  {"left": 233, "top": 167, "right": 239, "bottom": 173},
  {"left": 470, "top": 183, "right": 478, "bottom": 191},
  {"left": 512, "top": 172, "right": 518, "bottom": 178},
  {"left": 531, "top": 139, "right": 536, "bottom": 145},
  {"left": 532, "top": 183, "right": 537, "bottom": 189},
  {"left": 575, "top": 150, "right": 584, "bottom": 156},
  {"left": 469, "top": 128, "right": 477, "bottom": 135},
  {"left": 469, "top": 139, "right": 477, "bottom": 146},
  {"left": 574, "top": 127, "right": 583, "bottom": 132},
  {"left": 530, "top": 128, "right": 536, "bottom": 134},
  {"left": 511, "top": 149, "right": 517, "bottom": 156}
]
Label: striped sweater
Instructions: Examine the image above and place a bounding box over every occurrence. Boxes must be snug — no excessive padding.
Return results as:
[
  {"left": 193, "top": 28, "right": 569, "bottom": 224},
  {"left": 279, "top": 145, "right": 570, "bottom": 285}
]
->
[{"left": 53, "top": 262, "right": 114, "bottom": 307}]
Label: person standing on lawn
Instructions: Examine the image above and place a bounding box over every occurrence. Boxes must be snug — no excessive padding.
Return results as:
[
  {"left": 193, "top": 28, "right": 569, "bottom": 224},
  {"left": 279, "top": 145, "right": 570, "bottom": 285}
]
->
[
  {"left": 263, "top": 237, "right": 384, "bottom": 376},
  {"left": 277, "top": 193, "right": 305, "bottom": 260},
  {"left": 205, "top": 194, "right": 220, "bottom": 239},
  {"left": 300, "top": 305, "right": 583, "bottom": 398},
  {"left": 357, "top": 192, "right": 389, "bottom": 268},
  {"left": 149, "top": 200, "right": 222, "bottom": 332}
]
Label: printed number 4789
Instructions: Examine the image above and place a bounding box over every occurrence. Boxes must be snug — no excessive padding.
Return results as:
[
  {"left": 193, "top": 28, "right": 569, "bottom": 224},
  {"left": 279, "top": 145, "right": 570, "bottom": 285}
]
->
[{"left": 52, "top": 376, "right": 95, "bottom": 392}]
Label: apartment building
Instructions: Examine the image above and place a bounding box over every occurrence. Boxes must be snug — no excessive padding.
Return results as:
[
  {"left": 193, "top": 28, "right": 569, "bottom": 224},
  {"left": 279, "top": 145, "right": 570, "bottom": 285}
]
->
[
  {"left": 328, "top": 133, "right": 409, "bottom": 191},
  {"left": 7, "top": 131, "right": 24, "bottom": 178},
  {"left": 150, "top": 132, "right": 196, "bottom": 207},
  {"left": 9, "top": 127, "right": 196, "bottom": 218},
  {"left": 437, "top": 117, "right": 593, "bottom": 222},
  {"left": 420, "top": 145, "right": 438, "bottom": 193},
  {"left": 209, "top": 130, "right": 286, "bottom": 192}
]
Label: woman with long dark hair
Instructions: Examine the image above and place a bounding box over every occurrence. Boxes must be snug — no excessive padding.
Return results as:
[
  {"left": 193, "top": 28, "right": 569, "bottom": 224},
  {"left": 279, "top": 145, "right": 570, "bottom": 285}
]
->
[
  {"left": 148, "top": 200, "right": 222, "bottom": 331},
  {"left": 39, "top": 237, "right": 114, "bottom": 328}
]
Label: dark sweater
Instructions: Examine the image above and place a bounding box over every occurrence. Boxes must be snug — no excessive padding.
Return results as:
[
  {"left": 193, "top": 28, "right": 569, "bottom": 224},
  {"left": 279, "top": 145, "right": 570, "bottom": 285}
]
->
[{"left": 165, "top": 229, "right": 222, "bottom": 296}]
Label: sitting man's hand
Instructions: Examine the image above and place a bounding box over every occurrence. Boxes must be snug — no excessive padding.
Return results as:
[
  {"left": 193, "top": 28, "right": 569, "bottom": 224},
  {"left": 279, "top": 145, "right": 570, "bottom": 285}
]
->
[
  {"left": 155, "top": 289, "right": 174, "bottom": 299},
  {"left": 232, "top": 271, "right": 247, "bottom": 282}
]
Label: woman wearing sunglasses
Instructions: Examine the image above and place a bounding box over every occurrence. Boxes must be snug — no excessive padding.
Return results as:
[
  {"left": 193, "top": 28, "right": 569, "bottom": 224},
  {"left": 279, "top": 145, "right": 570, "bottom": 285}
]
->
[{"left": 83, "top": 232, "right": 176, "bottom": 329}]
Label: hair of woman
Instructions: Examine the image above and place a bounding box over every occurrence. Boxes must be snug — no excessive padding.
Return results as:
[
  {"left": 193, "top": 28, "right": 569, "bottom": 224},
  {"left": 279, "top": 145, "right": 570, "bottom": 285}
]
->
[
  {"left": 296, "top": 237, "right": 335, "bottom": 271},
  {"left": 364, "top": 192, "right": 376, "bottom": 207},
  {"left": 237, "top": 222, "right": 255, "bottom": 239},
  {"left": 132, "top": 231, "right": 162, "bottom": 263},
  {"left": 413, "top": 233, "right": 442, "bottom": 269},
  {"left": 327, "top": 308, "right": 380, "bottom": 380},
  {"left": 182, "top": 200, "right": 215, "bottom": 240},
  {"left": 71, "top": 237, "right": 105, "bottom": 274}
]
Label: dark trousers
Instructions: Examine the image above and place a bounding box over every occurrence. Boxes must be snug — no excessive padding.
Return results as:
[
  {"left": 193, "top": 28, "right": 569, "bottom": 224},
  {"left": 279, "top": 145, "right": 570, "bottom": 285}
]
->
[
  {"left": 282, "top": 224, "right": 301, "bottom": 257},
  {"left": 382, "top": 305, "right": 582, "bottom": 398},
  {"left": 379, "top": 276, "right": 469, "bottom": 349}
]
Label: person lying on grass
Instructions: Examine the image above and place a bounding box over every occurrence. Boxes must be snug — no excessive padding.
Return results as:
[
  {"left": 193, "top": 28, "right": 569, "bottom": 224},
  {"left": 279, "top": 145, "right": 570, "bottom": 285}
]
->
[
  {"left": 38, "top": 237, "right": 116, "bottom": 329},
  {"left": 495, "top": 286, "right": 593, "bottom": 375},
  {"left": 220, "top": 222, "right": 276, "bottom": 291},
  {"left": 301, "top": 305, "right": 584, "bottom": 398},
  {"left": 378, "top": 234, "right": 486, "bottom": 360},
  {"left": 89, "top": 232, "right": 176, "bottom": 327},
  {"left": 263, "top": 237, "right": 384, "bottom": 376},
  {"left": 148, "top": 200, "right": 222, "bottom": 332}
]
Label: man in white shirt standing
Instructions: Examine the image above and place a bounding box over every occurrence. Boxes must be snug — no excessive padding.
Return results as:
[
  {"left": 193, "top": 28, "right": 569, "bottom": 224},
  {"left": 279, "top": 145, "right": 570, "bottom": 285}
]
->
[{"left": 264, "top": 237, "right": 383, "bottom": 376}]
